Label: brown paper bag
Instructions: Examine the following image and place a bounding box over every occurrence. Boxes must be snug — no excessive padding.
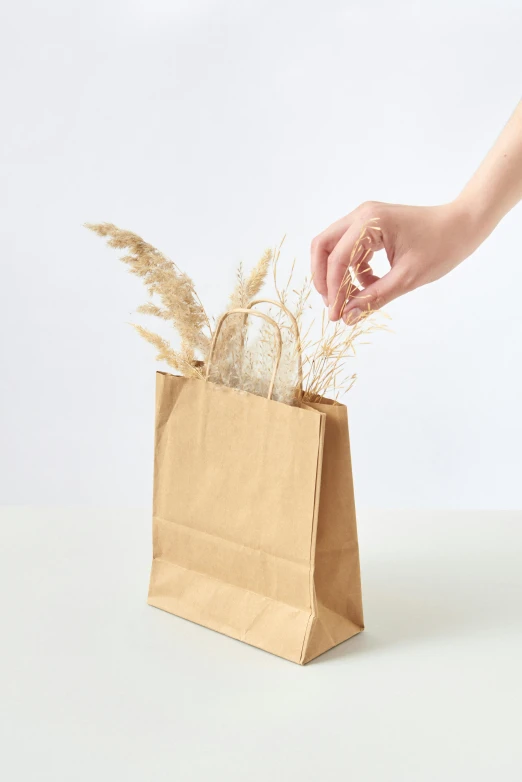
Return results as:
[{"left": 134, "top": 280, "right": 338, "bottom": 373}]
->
[{"left": 148, "top": 306, "right": 364, "bottom": 664}]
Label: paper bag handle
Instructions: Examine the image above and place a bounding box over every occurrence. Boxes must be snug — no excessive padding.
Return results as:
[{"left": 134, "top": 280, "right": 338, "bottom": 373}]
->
[
  {"left": 205, "top": 308, "right": 283, "bottom": 400},
  {"left": 245, "top": 299, "right": 303, "bottom": 400}
]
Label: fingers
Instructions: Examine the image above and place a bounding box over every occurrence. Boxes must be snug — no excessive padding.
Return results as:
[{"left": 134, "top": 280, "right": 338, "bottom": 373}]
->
[
  {"left": 342, "top": 265, "right": 406, "bottom": 323},
  {"left": 327, "top": 218, "right": 384, "bottom": 321},
  {"left": 342, "top": 273, "right": 380, "bottom": 322},
  {"left": 352, "top": 249, "right": 377, "bottom": 288},
  {"left": 312, "top": 202, "right": 423, "bottom": 325},
  {"left": 310, "top": 239, "right": 329, "bottom": 305},
  {"left": 310, "top": 215, "right": 352, "bottom": 305}
]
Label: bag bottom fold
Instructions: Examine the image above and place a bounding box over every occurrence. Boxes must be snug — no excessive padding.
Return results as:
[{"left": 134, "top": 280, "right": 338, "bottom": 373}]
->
[{"left": 148, "top": 557, "right": 361, "bottom": 664}]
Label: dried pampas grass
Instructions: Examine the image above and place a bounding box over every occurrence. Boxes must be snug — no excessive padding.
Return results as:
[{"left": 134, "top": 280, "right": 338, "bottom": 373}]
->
[
  {"left": 86, "top": 222, "right": 388, "bottom": 405},
  {"left": 210, "top": 248, "right": 274, "bottom": 392},
  {"left": 85, "top": 223, "right": 211, "bottom": 371},
  {"left": 130, "top": 325, "right": 203, "bottom": 379}
]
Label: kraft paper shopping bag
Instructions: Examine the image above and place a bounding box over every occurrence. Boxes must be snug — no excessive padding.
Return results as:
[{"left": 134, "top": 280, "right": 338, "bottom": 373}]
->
[{"left": 148, "top": 307, "right": 363, "bottom": 663}]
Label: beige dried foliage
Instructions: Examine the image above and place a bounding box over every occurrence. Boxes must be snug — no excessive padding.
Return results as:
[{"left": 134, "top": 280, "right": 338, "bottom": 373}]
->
[
  {"left": 223, "top": 248, "right": 273, "bottom": 312},
  {"left": 208, "top": 238, "right": 302, "bottom": 404},
  {"left": 136, "top": 302, "right": 170, "bottom": 320},
  {"left": 87, "top": 220, "right": 387, "bottom": 405},
  {"left": 210, "top": 247, "right": 274, "bottom": 389},
  {"left": 245, "top": 248, "right": 273, "bottom": 300},
  {"left": 322, "top": 227, "right": 388, "bottom": 400},
  {"left": 245, "top": 323, "right": 300, "bottom": 405},
  {"left": 300, "top": 310, "right": 387, "bottom": 403},
  {"left": 85, "top": 222, "right": 211, "bottom": 364},
  {"left": 267, "top": 219, "right": 389, "bottom": 403},
  {"left": 130, "top": 325, "right": 203, "bottom": 378}
]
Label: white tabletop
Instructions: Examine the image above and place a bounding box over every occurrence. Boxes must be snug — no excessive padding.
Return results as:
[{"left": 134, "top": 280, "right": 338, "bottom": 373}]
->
[{"left": 2, "top": 506, "right": 521, "bottom": 781}]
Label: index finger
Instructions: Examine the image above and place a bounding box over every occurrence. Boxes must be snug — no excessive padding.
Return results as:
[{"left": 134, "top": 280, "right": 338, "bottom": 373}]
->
[
  {"left": 327, "top": 219, "right": 384, "bottom": 320},
  {"left": 310, "top": 215, "right": 353, "bottom": 303}
]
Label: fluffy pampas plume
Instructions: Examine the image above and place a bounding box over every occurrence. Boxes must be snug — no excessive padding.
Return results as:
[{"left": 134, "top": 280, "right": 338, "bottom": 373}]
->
[
  {"left": 85, "top": 223, "right": 211, "bottom": 369},
  {"left": 209, "top": 248, "right": 274, "bottom": 392}
]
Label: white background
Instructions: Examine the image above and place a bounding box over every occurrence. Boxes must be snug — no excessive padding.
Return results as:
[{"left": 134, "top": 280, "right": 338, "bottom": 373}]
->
[
  {"left": 2, "top": 0, "right": 521, "bottom": 508},
  {"left": 2, "top": 3, "right": 522, "bottom": 780}
]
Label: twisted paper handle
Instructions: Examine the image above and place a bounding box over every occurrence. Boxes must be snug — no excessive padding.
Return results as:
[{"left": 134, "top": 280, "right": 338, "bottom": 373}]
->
[
  {"left": 245, "top": 299, "right": 303, "bottom": 402},
  {"left": 205, "top": 308, "right": 283, "bottom": 400}
]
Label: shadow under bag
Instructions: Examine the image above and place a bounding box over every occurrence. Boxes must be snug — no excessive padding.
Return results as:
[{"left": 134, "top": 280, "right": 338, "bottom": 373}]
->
[{"left": 148, "top": 308, "right": 364, "bottom": 664}]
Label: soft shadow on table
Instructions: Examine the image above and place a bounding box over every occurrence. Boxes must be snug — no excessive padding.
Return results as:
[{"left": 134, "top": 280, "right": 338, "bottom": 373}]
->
[{"left": 310, "top": 548, "right": 522, "bottom": 665}]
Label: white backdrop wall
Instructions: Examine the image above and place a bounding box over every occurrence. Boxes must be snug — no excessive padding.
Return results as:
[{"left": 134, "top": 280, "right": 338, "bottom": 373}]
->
[{"left": 2, "top": 0, "right": 521, "bottom": 508}]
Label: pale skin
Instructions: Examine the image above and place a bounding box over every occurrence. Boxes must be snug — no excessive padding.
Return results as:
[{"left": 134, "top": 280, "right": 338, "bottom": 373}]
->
[{"left": 311, "top": 100, "right": 522, "bottom": 323}]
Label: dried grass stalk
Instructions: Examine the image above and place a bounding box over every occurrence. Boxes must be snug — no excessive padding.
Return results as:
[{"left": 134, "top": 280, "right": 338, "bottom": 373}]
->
[
  {"left": 231, "top": 317, "right": 300, "bottom": 406},
  {"left": 130, "top": 324, "right": 203, "bottom": 378},
  {"left": 245, "top": 248, "right": 273, "bottom": 301},
  {"left": 85, "top": 223, "right": 211, "bottom": 364},
  {"left": 136, "top": 302, "right": 170, "bottom": 319},
  {"left": 268, "top": 220, "right": 388, "bottom": 403},
  {"left": 300, "top": 310, "right": 387, "bottom": 403},
  {"left": 210, "top": 248, "right": 273, "bottom": 389}
]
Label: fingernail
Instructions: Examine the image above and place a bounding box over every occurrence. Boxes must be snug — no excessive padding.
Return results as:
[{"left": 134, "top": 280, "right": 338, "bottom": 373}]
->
[
  {"left": 343, "top": 307, "right": 362, "bottom": 325},
  {"left": 322, "top": 295, "right": 328, "bottom": 306}
]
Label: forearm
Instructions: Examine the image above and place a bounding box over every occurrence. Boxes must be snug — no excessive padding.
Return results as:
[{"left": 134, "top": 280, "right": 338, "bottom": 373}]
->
[{"left": 456, "top": 100, "right": 522, "bottom": 242}]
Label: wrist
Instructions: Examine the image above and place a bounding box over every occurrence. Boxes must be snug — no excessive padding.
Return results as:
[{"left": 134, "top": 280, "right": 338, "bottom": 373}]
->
[{"left": 451, "top": 188, "right": 503, "bottom": 247}]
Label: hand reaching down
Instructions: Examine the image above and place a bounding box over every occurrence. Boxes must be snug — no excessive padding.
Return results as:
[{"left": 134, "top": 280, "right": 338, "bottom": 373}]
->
[{"left": 311, "top": 100, "right": 522, "bottom": 323}]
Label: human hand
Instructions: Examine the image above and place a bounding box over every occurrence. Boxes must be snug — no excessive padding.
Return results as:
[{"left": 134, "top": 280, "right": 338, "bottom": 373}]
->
[{"left": 310, "top": 200, "right": 484, "bottom": 323}]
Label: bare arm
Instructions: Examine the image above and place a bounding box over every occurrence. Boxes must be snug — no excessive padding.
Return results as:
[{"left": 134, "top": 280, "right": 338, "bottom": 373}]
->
[
  {"left": 459, "top": 100, "right": 522, "bottom": 235},
  {"left": 311, "top": 100, "right": 522, "bottom": 323}
]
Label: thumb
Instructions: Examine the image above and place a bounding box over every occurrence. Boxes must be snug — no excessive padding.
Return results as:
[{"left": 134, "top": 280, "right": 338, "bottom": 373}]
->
[{"left": 341, "top": 266, "right": 406, "bottom": 323}]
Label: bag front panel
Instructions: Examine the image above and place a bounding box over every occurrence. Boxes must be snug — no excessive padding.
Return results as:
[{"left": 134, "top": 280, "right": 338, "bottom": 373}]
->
[{"left": 152, "top": 374, "right": 325, "bottom": 613}]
